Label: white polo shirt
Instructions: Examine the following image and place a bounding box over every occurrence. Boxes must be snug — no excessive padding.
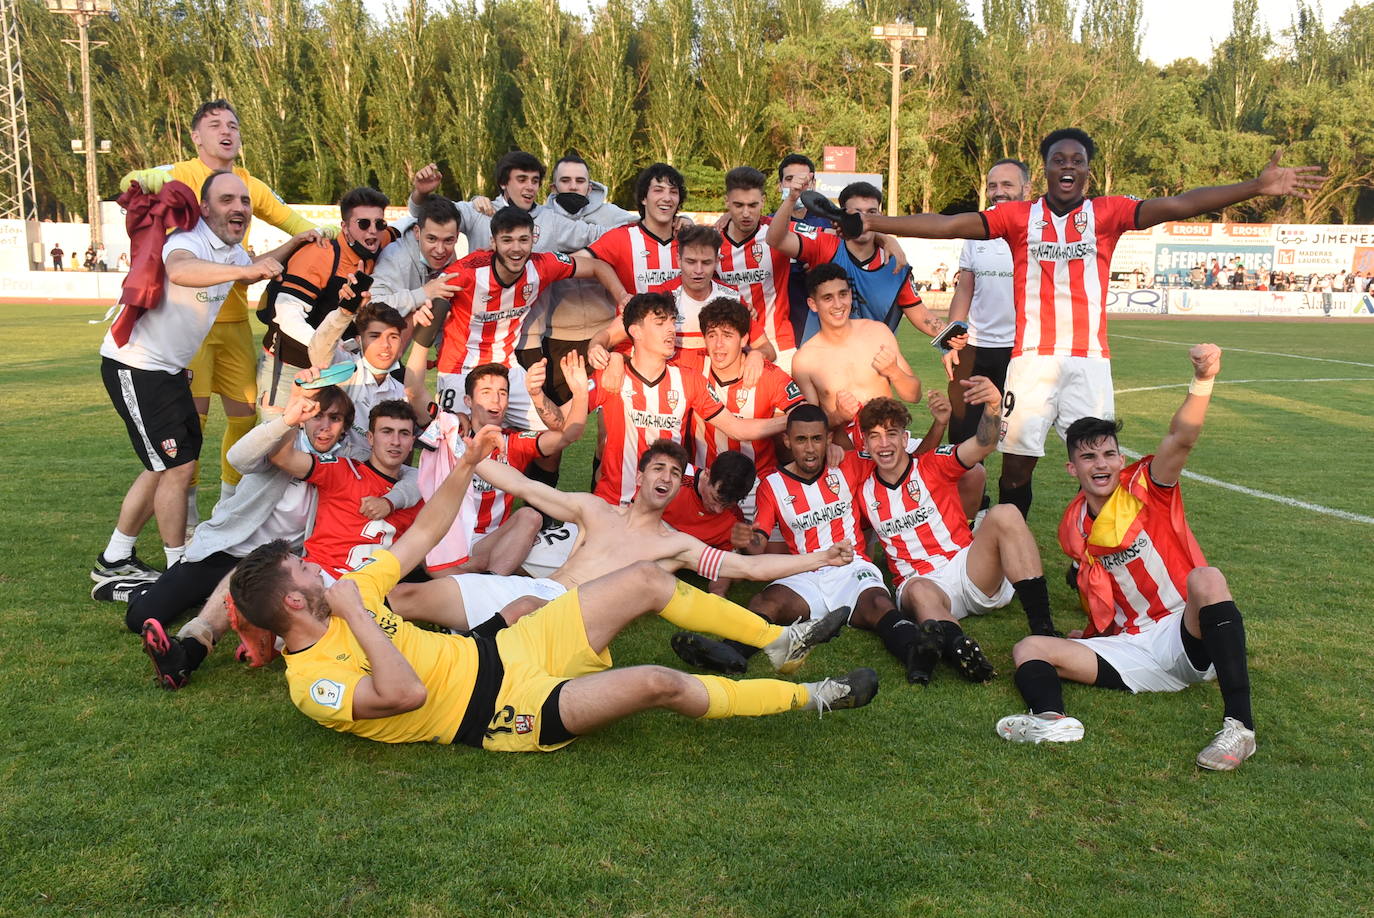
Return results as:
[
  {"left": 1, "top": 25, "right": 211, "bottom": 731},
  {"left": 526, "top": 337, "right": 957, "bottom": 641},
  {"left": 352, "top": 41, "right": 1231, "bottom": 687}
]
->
[
  {"left": 99, "top": 219, "right": 252, "bottom": 373},
  {"left": 957, "top": 237, "right": 1015, "bottom": 348}
]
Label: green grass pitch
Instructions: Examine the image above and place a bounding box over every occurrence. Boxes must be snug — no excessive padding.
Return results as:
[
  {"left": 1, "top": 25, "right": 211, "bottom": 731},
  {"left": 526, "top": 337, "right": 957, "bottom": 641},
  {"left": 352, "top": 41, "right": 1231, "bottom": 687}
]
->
[{"left": 2, "top": 303, "right": 1371, "bottom": 916}]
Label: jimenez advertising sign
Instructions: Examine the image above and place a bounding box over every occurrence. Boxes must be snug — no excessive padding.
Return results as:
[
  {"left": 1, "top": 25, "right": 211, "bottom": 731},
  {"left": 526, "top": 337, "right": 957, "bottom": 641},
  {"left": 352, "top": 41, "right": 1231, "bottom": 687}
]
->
[{"left": 1272, "top": 224, "right": 1374, "bottom": 274}]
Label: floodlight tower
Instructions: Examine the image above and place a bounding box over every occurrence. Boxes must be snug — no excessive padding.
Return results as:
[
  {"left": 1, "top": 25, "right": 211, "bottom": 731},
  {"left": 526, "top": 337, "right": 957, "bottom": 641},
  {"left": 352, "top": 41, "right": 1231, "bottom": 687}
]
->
[
  {"left": 872, "top": 22, "right": 927, "bottom": 217},
  {"left": 0, "top": 0, "right": 40, "bottom": 265},
  {"left": 46, "top": 0, "right": 110, "bottom": 244}
]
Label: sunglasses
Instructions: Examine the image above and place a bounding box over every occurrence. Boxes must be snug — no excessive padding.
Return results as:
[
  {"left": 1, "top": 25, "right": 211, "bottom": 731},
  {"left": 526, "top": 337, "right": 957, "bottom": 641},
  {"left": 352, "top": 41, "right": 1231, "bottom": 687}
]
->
[{"left": 353, "top": 218, "right": 387, "bottom": 231}]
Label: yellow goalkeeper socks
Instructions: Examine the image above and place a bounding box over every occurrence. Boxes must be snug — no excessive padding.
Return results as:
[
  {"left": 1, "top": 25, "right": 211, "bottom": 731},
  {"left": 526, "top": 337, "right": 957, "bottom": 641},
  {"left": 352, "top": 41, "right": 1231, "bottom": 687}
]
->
[
  {"left": 659, "top": 581, "right": 783, "bottom": 648},
  {"left": 220, "top": 414, "right": 257, "bottom": 487},
  {"left": 693, "top": 674, "right": 809, "bottom": 719}
]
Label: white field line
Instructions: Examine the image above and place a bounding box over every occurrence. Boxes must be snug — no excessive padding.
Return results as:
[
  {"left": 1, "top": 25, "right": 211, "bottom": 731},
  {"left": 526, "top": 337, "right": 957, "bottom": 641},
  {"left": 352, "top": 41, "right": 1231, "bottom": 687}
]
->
[
  {"left": 1115, "top": 377, "right": 1374, "bottom": 394},
  {"left": 1112, "top": 334, "right": 1374, "bottom": 369},
  {"left": 1118, "top": 447, "right": 1374, "bottom": 525}
]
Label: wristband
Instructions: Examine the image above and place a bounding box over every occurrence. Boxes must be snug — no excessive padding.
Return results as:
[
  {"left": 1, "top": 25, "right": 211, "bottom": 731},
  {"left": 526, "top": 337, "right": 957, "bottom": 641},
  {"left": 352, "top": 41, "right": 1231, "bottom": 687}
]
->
[
  {"left": 698, "top": 546, "right": 725, "bottom": 581},
  {"left": 1188, "top": 377, "right": 1214, "bottom": 397}
]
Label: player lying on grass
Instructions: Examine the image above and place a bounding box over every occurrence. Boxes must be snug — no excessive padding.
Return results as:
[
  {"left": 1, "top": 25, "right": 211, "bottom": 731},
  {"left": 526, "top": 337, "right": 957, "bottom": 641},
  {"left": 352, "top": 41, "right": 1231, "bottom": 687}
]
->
[
  {"left": 388, "top": 439, "right": 855, "bottom": 671},
  {"left": 995, "top": 344, "right": 1258, "bottom": 772},
  {"left": 228, "top": 428, "right": 877, "bottom": 752},
  {"left": 847, "top": 390, "right": 1062, "bottom": 684}
]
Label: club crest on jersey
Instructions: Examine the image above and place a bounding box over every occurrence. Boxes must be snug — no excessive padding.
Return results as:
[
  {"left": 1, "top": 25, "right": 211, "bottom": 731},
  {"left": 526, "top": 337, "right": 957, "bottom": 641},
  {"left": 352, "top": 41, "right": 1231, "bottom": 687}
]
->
[
  {"left": 824, "top": 472, "right": 841, "bottom": 495},
  {"left": 554, "top": 252, "right": 572, "bottom": 264},
  {"left": 750, "top": 242, "right": 763, "bottom": 260},
  {"left": 666, "top": 390, "right": 680, "bottom": 409},
  {"left": 906, "top": 478, "right": 921, "bottom": 502},
  {"left": 521, "top": 283, "right": 535, "bottom": 301},
  {"left": 1073, "top": 212, "right": 1089, "bottom": 233},
  {"left": 531, "top": 224, "right": 541, "bottom": 243},
  {"left": 161, "top": 438, "right": 178, "bottom": 458},
  {"left": 514, "top": 714, "right": 534, "bottom": 734}
]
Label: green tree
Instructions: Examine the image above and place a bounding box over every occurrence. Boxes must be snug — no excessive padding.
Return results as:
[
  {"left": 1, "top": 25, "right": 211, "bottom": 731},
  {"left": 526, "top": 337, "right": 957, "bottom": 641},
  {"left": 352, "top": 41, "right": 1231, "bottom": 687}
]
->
[
  {"left": 513, "top": 0, "right": 577, "bottom": 169},
  {"left": 574, "top": 0, "right": 643, "bottom": 199},
  {"left": 641, "top": 0, "right": 699, "bottom": 165}
]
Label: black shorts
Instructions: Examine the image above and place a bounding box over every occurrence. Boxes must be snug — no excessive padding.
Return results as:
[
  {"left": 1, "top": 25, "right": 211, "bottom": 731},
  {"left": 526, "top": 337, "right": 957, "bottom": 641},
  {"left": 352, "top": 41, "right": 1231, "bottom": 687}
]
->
[
  {"left": 101, "top": 356, "right": 202, "bottom": 471},
  {"left": 947, "top": 345, "right": 1013, "bottom": 444}
]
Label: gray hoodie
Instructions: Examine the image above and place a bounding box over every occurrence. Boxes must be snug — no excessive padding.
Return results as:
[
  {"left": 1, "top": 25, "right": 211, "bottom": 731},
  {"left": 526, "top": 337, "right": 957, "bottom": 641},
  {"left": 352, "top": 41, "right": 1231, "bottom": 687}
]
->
[{"left": 536, "top": 181, "right": 638, "bottom": 341}]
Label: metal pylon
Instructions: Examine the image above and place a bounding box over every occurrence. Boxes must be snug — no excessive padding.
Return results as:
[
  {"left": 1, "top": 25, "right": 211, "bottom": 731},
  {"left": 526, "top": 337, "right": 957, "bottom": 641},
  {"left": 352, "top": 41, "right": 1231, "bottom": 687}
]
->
[{"left": 0, "top": 0, "right": 37, "bottom": 222}]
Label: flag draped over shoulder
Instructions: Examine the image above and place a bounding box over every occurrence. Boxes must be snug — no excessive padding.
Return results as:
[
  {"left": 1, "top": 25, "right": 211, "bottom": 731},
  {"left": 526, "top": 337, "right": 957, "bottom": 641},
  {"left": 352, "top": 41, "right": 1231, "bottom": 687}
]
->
[
  {"left": 1057, "top": 456, "right": 1207, "bottom": 637},
  {"left": 108, "top": 179, "right": 200, "bottom": 347}
]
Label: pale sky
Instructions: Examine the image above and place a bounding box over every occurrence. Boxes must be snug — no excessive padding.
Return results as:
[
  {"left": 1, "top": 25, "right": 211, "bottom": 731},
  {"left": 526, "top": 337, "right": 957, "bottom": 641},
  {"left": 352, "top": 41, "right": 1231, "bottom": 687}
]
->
[{"left": 364, "top": 0, "right": 1361, "bottom": 66}]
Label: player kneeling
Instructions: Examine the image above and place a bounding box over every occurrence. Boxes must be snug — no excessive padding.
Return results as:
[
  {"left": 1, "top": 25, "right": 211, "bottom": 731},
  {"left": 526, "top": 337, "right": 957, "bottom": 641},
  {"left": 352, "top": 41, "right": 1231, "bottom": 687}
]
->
[
  {"left": 995, "top": 344, "right": 1257, "bottom": 771},
  {"left": 228, "top": 427, "right": 878, "bottom": 753}
]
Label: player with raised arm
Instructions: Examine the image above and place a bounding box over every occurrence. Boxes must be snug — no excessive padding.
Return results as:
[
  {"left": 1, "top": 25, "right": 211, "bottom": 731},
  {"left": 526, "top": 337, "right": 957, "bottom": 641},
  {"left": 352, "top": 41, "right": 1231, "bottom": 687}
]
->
[
  {"left": 257, "top": 187, "right": 398, "bottom": 414},
  {"left": 789, "top": 263, "right": 921, "bottom": 446},
  {"left": 766, "top": 180, "right": 944, "bottom": 344},
  {"left": 268, "top": 399, "right": 423, "bottom": 577},
  {"left": 96, "top": 172, "right": 321, "bottom": 582},
  {"left": 856, "top": 389, "right": 1062, "bottom": 683},
  {"left": 430, "top": 206, "right": 627, "bottom": 426},
  {"left": 229, "top": 432, "right": 876, "bottom": 753},
  {"left": 117, "top": 100, "right": 326, "bottom": 512},
  {"left": 586, "top": 293, "right": 788, "bottom": 506},
  {"left": 995, "top": 345, "right": 1257, "bottom": 771},
  {"left": 863, "top": 129, "right": 1325, "bottom": 519}
]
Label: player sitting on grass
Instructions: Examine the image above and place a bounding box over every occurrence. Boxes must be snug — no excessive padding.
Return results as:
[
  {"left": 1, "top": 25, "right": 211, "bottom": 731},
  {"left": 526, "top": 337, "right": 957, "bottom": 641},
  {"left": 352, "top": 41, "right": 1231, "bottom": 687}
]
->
[
  {"left": 995, "top": 344, "right": 1258, "bottom": 772},
  {"left": 228, "top": 429, "right": 877, "bottom": 753},
  {"left": 853, "top": 391, "right": 1061, "bottom": 685}
]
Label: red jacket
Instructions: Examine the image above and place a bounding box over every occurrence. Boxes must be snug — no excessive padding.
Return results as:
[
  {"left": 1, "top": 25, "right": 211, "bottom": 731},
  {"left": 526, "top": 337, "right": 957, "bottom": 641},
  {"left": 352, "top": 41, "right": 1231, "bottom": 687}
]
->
[{"left": 109, "top": 179, "right": 200, "bottom": 347}]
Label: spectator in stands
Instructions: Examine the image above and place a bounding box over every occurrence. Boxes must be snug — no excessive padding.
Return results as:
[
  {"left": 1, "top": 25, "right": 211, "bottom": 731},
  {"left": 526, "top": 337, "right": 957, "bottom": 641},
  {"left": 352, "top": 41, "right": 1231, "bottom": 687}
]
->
[
  {"left": 1189, "top": 264, "right": 1204, "bottom": 288},
  {"left": 96, "top": 243, "right": 107, "bottom": 272},
  {"left": 117, "top": 252, "right": 130, "bottom": 272},
  {"left": 50, "top": 243, "right": 63, "bottom": 270}
]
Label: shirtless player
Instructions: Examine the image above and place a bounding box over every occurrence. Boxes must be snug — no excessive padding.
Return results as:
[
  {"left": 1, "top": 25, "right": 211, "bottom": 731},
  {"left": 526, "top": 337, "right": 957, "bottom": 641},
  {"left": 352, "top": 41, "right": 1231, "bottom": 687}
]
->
[{"left": 388, "top": 440, "right": 854, "bottom": 677}]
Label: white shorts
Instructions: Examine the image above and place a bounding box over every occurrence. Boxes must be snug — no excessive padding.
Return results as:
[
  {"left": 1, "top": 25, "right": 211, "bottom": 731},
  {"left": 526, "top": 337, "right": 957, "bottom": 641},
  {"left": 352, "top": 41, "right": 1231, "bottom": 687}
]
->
[
  {"left": 896, "top": 544, "right": 1014, "bottom": 621},
  {"left": 436, "top": 363, "right": 547, "bottom": 431},
  {"left": 1072, "top": 611, "right": 1216, "bottom": 693},
  {"left": 771, "top": 346, "right": 796, "bottom": 376},
  {"left": 452, "top": 573, "right": 566, "bottom": 629},
  {"left": 769, "top": 558, "right": 888, "bottom": 622},
  {"left": 998, "top": 354, "right": 1114, "bottom": 457},
  {"left": 519, "top": 522, "right": 581, "bottom": 579}
]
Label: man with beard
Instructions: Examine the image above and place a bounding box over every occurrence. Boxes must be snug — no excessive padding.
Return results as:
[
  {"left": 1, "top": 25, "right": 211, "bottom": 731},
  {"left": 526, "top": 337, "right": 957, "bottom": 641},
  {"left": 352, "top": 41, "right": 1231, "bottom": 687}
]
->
[{"left": 95, "top": 172, "right": 320, "bottom": 582}]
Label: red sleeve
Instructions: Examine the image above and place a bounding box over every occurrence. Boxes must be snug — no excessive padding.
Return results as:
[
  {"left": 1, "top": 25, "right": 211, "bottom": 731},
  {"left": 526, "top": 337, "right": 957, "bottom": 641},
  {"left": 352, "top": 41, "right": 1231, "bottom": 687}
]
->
[
  {"left": 752, "top": 479, "right": 778, "bottom": 533},
  {"left": 764, "top": 365, "right": 806, "bottom": 413},
  {"left": 794, "top": 227, "right": 840, "bottom": 267},
  {"left": 685, "top": 372, "right": 723, "bottom": 422},
  {"left": 670, "top": 349, "right": 706, "bottom": 374},
  {"left": 1094, "top": 196, "right": 1145, "bottom": 236},
  {"left": 588, "top": 227, "right": 634, "bottom": 291},
  {"left": 918, "top": 445, "right": 968, "bottom": 483},
  {"left": 533, "top": 251, "right": 577, "bottom": 285},
  {"left": 588, "top": 369, "right": 612, "bottom": 411},
  {"left": 455, "top": 249, "right": 492, "bottom": 268},
  {"left": 303, "top": 455, "right": 346, "bottom": 486},
  {"left": 894, "top": 272, "right": 923, "bottom": 308},
  {"left": 982, "top": 200, "right": 1028, "bottom": 245},
  {"left": 506, "top": 430, "right": 545, "bottom": 469},
  {"left": 839, "top": 450, "right": 875, "bottom": 490}
]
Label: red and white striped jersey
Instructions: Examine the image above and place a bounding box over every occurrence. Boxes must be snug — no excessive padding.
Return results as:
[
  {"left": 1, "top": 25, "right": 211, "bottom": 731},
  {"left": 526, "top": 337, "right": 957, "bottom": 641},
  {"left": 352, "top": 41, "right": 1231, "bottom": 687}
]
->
[
  {"left": 753, "top": 453, "right": 869, "bottom": 559},
  {"left": 435, "top": 252, "right": 576, "bottom": 374},
  {"left": 717, "top": 223, "right": 796, "bottom": 352},
  {"left": 589, "top": 362, "right": 723, "bottom": 505},
  {"left": 1061, "top": 459, "right": 1201, "bottom": 637},
  {"left": 588, "top": 223, "right": 680, "bottom": 294},
  {"left": 981, "top": 196, "right": 1141, "bottom": 359},
  {"left": 677, "top": 351, "right": 804, "bottom": 477},
  {"left": 659, "top": 278, "right": 748, "bottom": 354},
  {"left": 858, "top": 446, "right": 973, "bottom": 588},
  {"left": 464, "top": 429, "right": 544, "bottom": 537}
]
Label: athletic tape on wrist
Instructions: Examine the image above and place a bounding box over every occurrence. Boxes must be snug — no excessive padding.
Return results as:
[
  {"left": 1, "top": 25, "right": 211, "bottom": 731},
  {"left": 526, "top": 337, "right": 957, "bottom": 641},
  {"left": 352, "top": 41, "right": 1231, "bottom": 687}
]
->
[
  {"left": 699, "top": 546, "right": 725, "bottom": 581},
  {"left": 1188, "top": 377, "right": 1215, "bottom": 397}
]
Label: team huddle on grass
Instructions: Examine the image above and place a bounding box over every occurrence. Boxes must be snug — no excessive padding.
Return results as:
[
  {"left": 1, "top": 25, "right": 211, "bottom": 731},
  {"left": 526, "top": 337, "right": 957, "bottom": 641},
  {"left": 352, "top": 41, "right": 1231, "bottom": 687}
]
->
[{"left": 89, "top": 98, "right": 1327, "bottom": 769}]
